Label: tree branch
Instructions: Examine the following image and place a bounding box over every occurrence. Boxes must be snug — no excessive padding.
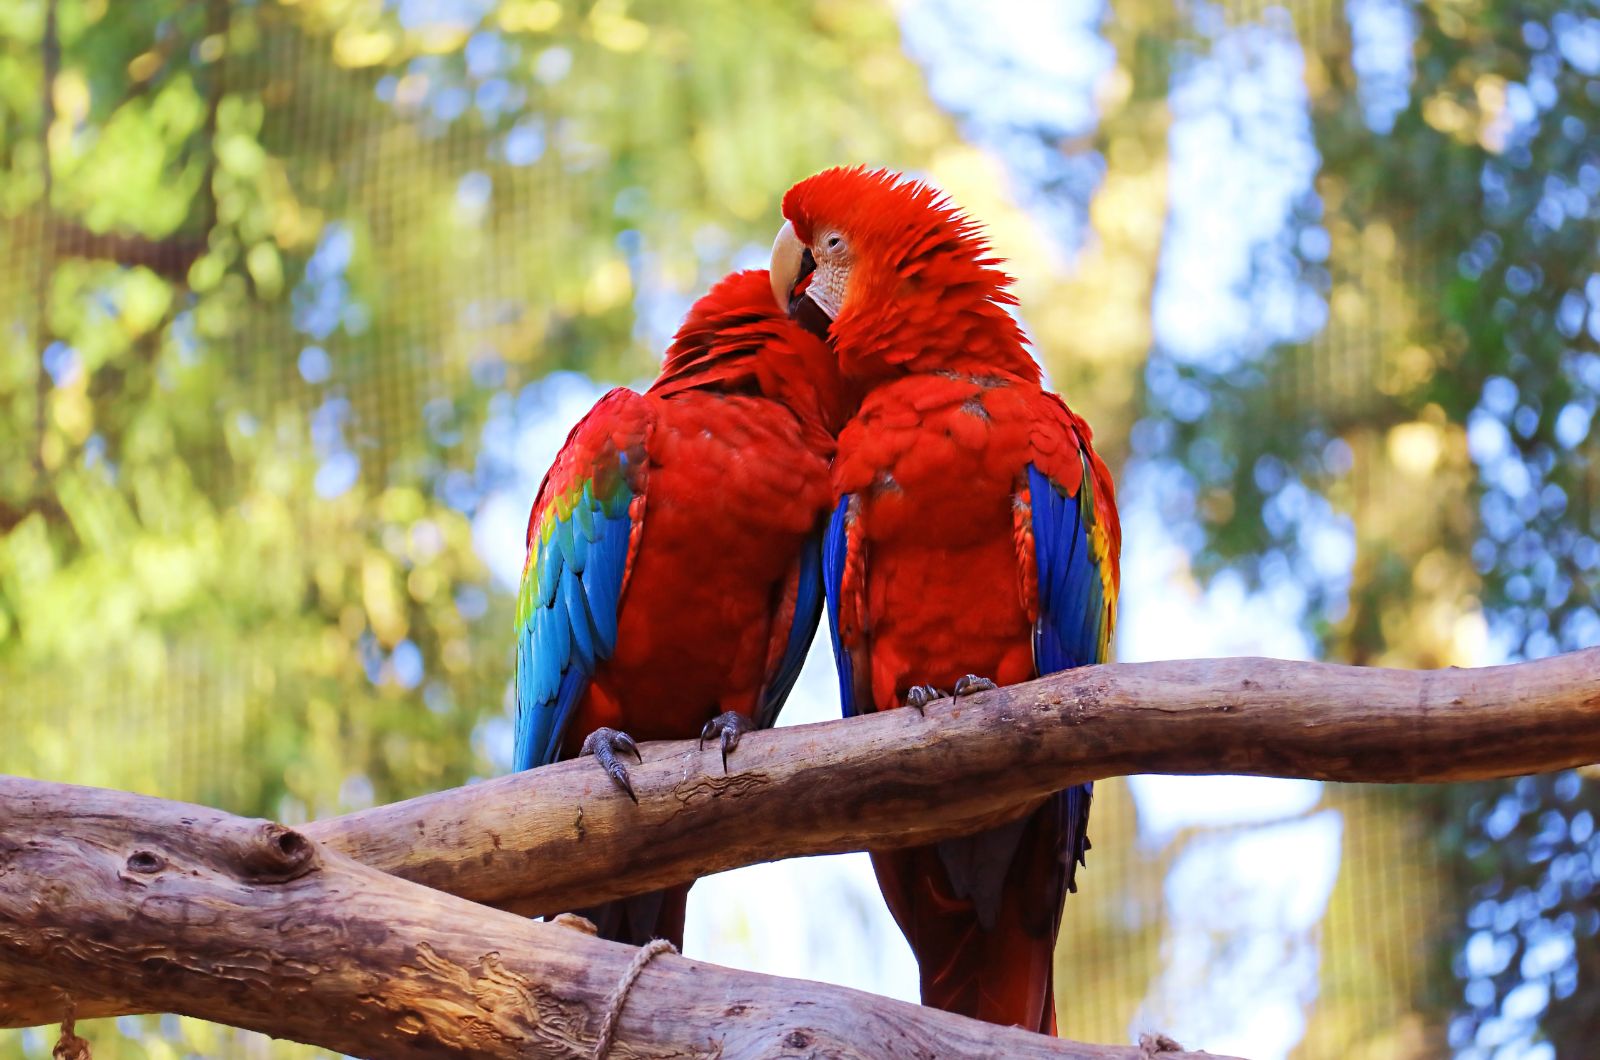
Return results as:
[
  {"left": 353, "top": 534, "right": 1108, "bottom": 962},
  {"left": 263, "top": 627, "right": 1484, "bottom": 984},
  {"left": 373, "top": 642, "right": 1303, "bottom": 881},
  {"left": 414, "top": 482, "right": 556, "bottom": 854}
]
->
[
  {"left": 2, "top": 650, "right": 1595, "bottom": 1035},
  {"left": 0, "top": 784, "right": 1231, "bottom": 1058},
  {"left": 310, "top": 649, "right": 1600, "bottom": 917},
  {"left": 44, "top": 218, "right": 208, "bottom": 281}
]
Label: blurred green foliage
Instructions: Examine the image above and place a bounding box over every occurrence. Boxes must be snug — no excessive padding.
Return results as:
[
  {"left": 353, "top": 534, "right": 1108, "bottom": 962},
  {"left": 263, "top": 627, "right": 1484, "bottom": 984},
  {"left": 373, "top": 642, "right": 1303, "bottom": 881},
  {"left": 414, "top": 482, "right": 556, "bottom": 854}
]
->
[
  {"left": 0, "top": 2, "right": 955, "bottom": 1055},
  {"left": 1120, "top": 1, "right": 1599, "bottom": 1055},
  {"left": 0, "top": 0, "right": 951, "bottom": 807}
]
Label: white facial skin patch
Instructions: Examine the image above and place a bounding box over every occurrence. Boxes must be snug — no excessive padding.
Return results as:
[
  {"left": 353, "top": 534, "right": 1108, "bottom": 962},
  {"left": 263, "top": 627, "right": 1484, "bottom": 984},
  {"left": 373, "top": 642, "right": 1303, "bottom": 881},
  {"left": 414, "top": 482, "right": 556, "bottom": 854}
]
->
[{"left": 806, "top": 230, "right": 851, "bottom": 320}]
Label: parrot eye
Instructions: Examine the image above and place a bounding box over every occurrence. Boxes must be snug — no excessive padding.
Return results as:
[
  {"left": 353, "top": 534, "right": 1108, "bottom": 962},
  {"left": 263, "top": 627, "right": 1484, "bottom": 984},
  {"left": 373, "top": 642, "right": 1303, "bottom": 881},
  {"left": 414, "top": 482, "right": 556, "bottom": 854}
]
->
[{"left": 825, "top": 234, "right": 844, "bottom": 252}]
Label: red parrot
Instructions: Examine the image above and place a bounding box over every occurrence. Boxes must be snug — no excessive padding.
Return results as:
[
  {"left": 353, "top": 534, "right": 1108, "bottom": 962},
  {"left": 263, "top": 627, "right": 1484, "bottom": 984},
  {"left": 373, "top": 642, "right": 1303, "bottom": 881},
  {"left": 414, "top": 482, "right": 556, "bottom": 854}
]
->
[
  {"left": 770, "top": 168, "right": 1121, "bottom": 1033},
  {"left": 512, "top": 268, "right": 841, "bottom": 947}
]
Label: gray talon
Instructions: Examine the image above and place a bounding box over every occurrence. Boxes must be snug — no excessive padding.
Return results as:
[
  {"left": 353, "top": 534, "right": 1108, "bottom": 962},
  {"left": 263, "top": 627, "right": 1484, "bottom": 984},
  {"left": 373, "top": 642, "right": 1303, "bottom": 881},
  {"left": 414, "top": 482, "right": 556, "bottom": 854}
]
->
[
  {"left": 700, "top": 711, "right": 756, "bottom": 773},
  {"left": 952, "top": 674, "right": 999, "bottom": 698},
  {"left": 904, "top": 684, "right": 948, "bottom": 714},
  {"left": 581, "top": 727, "right": 641, "bottom": 803}
]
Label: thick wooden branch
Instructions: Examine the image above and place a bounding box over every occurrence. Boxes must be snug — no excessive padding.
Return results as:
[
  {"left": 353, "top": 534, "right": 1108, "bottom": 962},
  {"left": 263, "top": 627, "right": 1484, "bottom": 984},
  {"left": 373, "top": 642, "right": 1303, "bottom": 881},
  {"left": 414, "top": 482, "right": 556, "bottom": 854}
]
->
[
  {"left": 0, "top": 783, "right": 1230, "bottom": 1058},
  {"left": 3, "top": 651, "right": 1595, "bottom": 1036},
  {"left": 311, "top": 649, "right": 1600, "bottom": 918}
]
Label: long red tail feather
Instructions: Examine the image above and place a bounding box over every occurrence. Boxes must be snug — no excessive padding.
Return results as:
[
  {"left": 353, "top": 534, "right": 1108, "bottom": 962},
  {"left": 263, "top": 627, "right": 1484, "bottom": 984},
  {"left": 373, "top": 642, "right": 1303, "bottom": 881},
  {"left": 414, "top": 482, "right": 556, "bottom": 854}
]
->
[{"left": 871, "top": 802, "right": 1065, "bottom": 1034}]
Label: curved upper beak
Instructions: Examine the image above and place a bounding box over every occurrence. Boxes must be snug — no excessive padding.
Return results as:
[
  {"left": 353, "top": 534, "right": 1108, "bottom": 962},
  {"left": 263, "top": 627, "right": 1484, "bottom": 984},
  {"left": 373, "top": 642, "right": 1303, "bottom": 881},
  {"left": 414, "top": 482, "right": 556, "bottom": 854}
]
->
[
  {"left": 770, "top": 220, "right": 830, "bottom": 339},
  {"left": 769, "top": 221, "right": 807, "bottom": 311}
]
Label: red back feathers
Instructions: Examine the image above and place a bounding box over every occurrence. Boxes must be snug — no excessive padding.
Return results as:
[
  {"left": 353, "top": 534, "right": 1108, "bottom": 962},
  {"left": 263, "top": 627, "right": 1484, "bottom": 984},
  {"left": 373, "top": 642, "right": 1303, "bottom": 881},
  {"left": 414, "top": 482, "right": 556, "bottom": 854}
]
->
[{"left": 652, "top": 268, "right": 845, "bottom": 448}]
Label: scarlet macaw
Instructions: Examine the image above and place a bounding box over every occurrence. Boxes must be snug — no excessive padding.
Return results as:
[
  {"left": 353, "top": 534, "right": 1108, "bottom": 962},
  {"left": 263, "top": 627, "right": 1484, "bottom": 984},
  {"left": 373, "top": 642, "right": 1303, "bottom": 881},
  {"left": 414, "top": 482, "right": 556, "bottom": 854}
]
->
[
  {"left": 770, "top": 168, "right": 1121, "bottom": 1033},
  {"left": 513, "top": 268, "right": 841, "bottom": 946}
]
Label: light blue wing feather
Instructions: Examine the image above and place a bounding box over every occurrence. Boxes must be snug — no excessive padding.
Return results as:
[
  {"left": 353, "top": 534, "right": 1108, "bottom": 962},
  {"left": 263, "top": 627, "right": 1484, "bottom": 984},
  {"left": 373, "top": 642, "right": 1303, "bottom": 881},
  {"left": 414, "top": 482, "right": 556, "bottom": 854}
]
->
[{"left": 513, "top": 393, "right": 648, "bottom": 771}]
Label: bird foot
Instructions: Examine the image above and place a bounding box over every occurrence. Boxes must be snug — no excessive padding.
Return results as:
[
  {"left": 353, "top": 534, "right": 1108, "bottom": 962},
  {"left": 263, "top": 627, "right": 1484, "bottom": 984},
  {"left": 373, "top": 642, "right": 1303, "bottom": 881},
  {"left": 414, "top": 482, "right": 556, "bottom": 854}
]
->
[
  {"left": 903, "top": 684, "right": 948, "bottom": 715},
  {"left": 580, "top": 727, "right": 642, "bottom": 803},
  {"left": 952, "top": 674, "right": 998, "bottom": 698},
  {"left": 699, "top": 711, "right": 756, "bottom": 773},
  {"left": 903, "top": 675, "right": 997, "bottom": 715}
]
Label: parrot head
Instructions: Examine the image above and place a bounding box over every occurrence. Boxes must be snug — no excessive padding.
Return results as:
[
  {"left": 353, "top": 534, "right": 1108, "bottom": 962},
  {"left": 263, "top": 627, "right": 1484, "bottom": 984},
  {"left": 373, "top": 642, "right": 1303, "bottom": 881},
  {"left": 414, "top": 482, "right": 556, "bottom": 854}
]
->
[
  {"left": 770, "top": 166, "right": 1036, "bottom": 383},
  {"left": 651, "top": 268, "right": 845, "bottom": 447}
]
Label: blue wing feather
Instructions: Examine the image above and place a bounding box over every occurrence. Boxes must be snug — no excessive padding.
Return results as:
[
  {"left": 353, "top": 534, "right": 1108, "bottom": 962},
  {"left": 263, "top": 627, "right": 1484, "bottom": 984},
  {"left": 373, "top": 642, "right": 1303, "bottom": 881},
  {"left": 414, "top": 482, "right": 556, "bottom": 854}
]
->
[
  {"left": 552, "top": 516, "right": 579, "bottom": 573},
  {"left": 512, "top": 399, "right": 644, "bottom": 772},
  {"left": 822, "top": 496, "right": 860, "bottom": 718},
  {"left": 573, "top": 483, "right": 596, "bottom": 540},
  {"left": 1026, "top": 461, "right": 1111, "bottom": 891},
  {"left": 562, "top": 566, "right": 598, "bottom": 672},
  {"left": 754, "top": 531, "right": 825, "bottom": 729},
  {"left": 585, "top": 519, "right": 625, "bottom": 656},
  {"left": 536, "top": 539, "right": 562, "bottom": 605},
  {"left": 514, "top": 494, "right": 633, "bottom": 771},
  {"left": 1028, "top": 463, "right": 1106, "bottom": 673},
  {"left": 529, "top": 667, "right": 591, "bottom": 768}
]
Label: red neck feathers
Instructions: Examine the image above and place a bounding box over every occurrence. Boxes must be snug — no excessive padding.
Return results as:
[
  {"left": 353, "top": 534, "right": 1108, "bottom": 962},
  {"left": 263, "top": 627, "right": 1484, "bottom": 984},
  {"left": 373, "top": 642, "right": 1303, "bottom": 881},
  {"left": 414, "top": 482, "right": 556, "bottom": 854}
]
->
[
  {"left": 650, "top": 269, "right": 844, "bottom": 449},
  {"left": 781, "top": 167, "right": 1039, "bottom": 385}
]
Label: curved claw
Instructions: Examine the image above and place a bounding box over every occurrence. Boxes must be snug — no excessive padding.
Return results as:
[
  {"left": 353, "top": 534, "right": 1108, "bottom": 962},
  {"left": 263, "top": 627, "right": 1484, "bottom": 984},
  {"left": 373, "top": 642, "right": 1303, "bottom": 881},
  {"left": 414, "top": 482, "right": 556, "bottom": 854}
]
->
[
  {"left": 580, "top": 726, "right": 641, "bottom": 803},
  {"left": 904, "top": 684, "right": 947, "bottom": 715},
  {"left": 700, "top": 711, "right": 756, "bottom": 774},
  {"left": 952, "top": 674, "right": 999, "bottom": 698}
]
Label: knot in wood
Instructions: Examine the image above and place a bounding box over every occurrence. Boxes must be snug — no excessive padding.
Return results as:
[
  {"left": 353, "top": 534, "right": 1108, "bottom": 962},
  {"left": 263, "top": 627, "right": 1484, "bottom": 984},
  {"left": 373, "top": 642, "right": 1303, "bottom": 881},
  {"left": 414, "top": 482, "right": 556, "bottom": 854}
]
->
[
  {"left": 238, "top": 824, "right": 317, "bottom": 883},
  {"left": 125, "top": 850, "right": 164, "bottom": 874}
]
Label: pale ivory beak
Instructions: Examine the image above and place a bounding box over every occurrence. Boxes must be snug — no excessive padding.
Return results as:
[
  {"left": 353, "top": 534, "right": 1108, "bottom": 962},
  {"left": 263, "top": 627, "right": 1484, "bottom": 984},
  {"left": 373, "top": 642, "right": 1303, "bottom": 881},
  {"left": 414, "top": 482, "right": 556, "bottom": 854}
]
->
[{"left": 769, "top": 220, "right": 804, "bottom": 311}]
